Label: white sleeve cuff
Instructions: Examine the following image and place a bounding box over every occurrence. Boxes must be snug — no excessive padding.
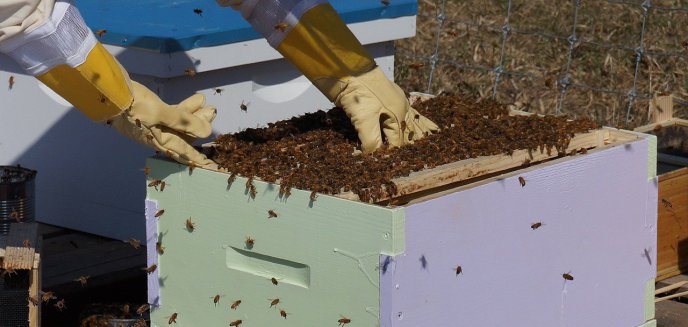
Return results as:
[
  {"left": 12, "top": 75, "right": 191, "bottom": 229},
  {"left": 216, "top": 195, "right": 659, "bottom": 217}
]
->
[{"left": 0, "top": 1, "right": 97, "bottom": 76}]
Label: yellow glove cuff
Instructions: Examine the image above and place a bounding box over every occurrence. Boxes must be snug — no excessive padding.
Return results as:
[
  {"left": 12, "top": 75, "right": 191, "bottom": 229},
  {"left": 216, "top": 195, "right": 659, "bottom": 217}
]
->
[
  {"left": 276, "top": 3, "right": 376, "bottom": 101},
  {"left": 36, "top": 42, "right": 133, "bottom": 122}
]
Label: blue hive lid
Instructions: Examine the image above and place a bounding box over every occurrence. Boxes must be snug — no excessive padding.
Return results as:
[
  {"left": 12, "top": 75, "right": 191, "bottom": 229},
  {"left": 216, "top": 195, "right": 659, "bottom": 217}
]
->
[{"left": 75, "top": 0, "right": 417, "bottom": 53}]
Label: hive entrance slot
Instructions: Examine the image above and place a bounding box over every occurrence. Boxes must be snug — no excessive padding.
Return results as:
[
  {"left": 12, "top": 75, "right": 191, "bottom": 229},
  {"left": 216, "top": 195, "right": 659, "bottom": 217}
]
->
[{"left": 225, "top": 246, "right": 310, "bottom": 288}]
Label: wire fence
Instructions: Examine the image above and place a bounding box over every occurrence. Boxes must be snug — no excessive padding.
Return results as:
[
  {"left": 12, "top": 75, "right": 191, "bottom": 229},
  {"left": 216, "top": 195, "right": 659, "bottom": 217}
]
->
[{"left": 395, "top": 0, "right": 688, "bottom": 126}]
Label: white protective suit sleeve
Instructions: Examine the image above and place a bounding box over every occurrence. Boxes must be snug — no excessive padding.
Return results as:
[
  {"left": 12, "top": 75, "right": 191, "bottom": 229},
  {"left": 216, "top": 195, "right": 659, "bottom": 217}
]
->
[{"left": 0, "top": 0, "right": 54, "bottom": 42}]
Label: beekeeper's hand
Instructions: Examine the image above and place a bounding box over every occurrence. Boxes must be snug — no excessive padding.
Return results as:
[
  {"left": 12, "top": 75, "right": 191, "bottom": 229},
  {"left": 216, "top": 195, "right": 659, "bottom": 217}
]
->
[
  {"left": 109, "top": 81, "right": 217, "bottom": 166},
  {"left": 336, "top": 67, "right": 439, "bottom": 153}
]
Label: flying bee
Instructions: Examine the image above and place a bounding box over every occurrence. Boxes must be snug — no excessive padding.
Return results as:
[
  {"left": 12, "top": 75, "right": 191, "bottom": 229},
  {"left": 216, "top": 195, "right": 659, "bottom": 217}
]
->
[
  {"left": 240, "top": 100, "right": 248, "bottom": 112},
  {"left": 9, "top": 75, "right": 15, "bottom": 90},
  {"left": 269, "top": 298, "right": 280, "bottom": 308},
  {"left": 168, "top": 312, "right": 178, "bottom": 324},
  {"left": 136, "top": 303, "right": 150, "bottom": 315},
  {"left": 41, "top": 291, "right": 56, "bottom": 303},
  {"left": 268, "top": 209, "right": 278, "bottom": 218},
  {"left": 454, "top": 265, "right": 463, "bottom": 276},
  {"left": 185, "top": 218, "right": 195, "bottom": 232},
  {"left": 184, "top": 68, "right": 196, "bottom": 77},
  {"left": 148, "top": 179, "right": 162, "bottom": 189},
  {"left": 280, "top": 309, "right": 288, "bottom": 319},
  {"left": 408, "top": 62, "right": 425, "bottom": 70},
  {"left": 74, "top": 275, "right": 90, "bottom": 287},
  {"left": 95, "top": 29, "right": 107, "bottom": 37},
  {"left": 245, "top": 236, "right": 255, "bottom": 248},
  {"left": 518, "top": 176, "right": 526, "bottom": 187},
  {"left": 213, "top": 88, "right": 224, "bottom": 95},
  {"left": 154, "top": 209, "right": 165, "bottom": 218},
  {"left": 54, "top": 299, "right": 67, "bottom": 312},
  {"left": 230, "top": 300, "right": 242, "bottom": 310},
  {"left": 143, "top": 264, "right": 157, "bottom": 274},
  {"left": 562, "top": 272, "right": 574, "bottom": 281},
  {"left": 274, "top": 22, "right": 289, "bottom": 32},
  {"left": 193, "top": 8, "right": 203, "bottom": 16},
  {"left": 338, "top": 316, "right": 351, "bottom": 326},
  {"left": 156, "top": 242, "right": 165, "bottom": 255},
  {"left": 310, "top": 191, "right": 318, "bottom": 202},
  {"left": 125, "top": 238, "right": 141, "bottom": 249},
  {"left": 531, "top": 222, "right": 543, "bottom": 230},
  {"left": 229, "top": 319, "right": 242, "bottom": 326}
]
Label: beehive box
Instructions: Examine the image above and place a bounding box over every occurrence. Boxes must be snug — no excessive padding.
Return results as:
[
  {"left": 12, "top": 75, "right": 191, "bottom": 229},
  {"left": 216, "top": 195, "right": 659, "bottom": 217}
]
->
[
  {"left": 0, "top": 0, "right": 416, "bottom": 240},
  {"left": 636, "top": 117, "right": 688, "bottom": 281},
  {"left": 0, "top": 223, "right": 41, "bottom": 327},
  {"left": 145, "top": 126, "right": 658, "bottom": 327}
]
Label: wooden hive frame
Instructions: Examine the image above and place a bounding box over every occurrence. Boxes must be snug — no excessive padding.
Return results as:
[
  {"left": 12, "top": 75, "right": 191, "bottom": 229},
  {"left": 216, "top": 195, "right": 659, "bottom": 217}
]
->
[{"left": 0, "top": 223, "right": 41, "bottom": 327}]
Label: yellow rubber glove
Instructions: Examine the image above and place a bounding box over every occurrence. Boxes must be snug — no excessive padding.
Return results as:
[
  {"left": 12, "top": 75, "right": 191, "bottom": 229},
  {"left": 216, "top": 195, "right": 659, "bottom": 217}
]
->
[
  {"left": 336, "top": 67, "right": 439, "bottom": 152},
  {"left": 109, "top": 81, "right": 216, "bottom": 166}
]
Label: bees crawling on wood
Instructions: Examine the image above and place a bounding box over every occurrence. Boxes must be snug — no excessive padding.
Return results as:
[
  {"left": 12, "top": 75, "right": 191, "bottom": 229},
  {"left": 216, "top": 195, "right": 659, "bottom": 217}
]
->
[
  {"left": 269, "top": 298, "right": 280, "bottom": 308},
  {"left": 154, "top": 209, "right": 165, "bottom": 218},
  {"left": 54, "top": 299, "right": 67, "bottom": 312},
  {"left": 143, "top": 264, "right": 158, "bottom": 274},
  {"left": 274, "top": 22, "right": 289, "bottom": 32},
  {"left": 184, "top": 68, "right": 196, "bottom": 77},
  {"left": 268, "top": 209, "right": 278, "bottom": 218},
  {"left": 271, "top": 277, "right": 279, "bottom": 285},
  {"left": 230, "top": 299, "right": 242, "bottom": 310},
  {"left": 279, "top": 309, "right": 288, "bottom": 319},
  {"left": 662, "top": 198, "right": 673, "bottom": 208},
  {"left": 168, "top": 312, "right": 178, "bottom": 324},
  {"left": 229, "top": 319, "right": 243, "bottom": 326},
  {"left": 125, "top": 238, "right": 141, "bottom": 249},
  {"left": 74, "top": 275, "right": 90, "bottom": 287},
  {"left": 245, "top": 236, "right": 255, "bottom": 248},
  {"left": 518, "top": 176, "right": 526, "bottom": 187},
  {"left": 338, "top": 316, "right": 352, "bottom": 326},
  {"left": 454, "top": 265, "right": 463, "bottom": 276},
  {"left": 136, "top": 303, "right": 150, "bottom": 315},
  {"left": 531, "top": 222, "right": 543, "bottom": 230},
  {"left": 185, "top": 218, "right": 196, "bottom": 232},
  {"left": 95, "top": 29, "right": 107, "bottom": 37},
  {"left": 562, "top": 272, "right": 574, "bottom": 281},
  {"left": 8, "top": 75, "right": 15, "bottom": 90}
]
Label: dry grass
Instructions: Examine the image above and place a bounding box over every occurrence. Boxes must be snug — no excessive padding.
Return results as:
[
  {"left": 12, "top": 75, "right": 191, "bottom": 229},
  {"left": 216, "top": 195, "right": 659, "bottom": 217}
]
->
[{"left": 395, "top": 0, "right": 688, "bottom": 127}]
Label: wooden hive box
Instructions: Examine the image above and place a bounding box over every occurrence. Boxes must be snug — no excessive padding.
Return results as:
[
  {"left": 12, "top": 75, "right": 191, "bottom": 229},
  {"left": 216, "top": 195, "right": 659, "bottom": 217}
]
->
[
  {"left": 636, "top": 117, "right": 688, "bottom": 281},
  {"left": 144, "top": 126, "right": 657, "bottom": 327},
  {"left": 0, "top": 223, "right": 41, "bottom": 327}
]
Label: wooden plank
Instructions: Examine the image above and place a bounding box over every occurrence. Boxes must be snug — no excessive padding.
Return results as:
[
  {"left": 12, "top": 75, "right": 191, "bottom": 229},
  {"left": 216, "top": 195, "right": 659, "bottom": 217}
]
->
[
  {"left": 648, "top": 94, "right": 673, "bottom": 124},
  {"left": 28, "top": 253, "right": 41, "bottom": 327},
  {"left": 656, "top": 168, "right": 688, "bottom": 281},
  {"left": 3, "top": 223, "right": 38, "bottom": 270}
]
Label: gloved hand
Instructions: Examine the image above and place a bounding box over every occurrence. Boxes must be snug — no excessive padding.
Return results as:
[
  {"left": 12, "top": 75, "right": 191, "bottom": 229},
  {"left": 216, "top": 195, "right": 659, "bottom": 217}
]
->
[
  {"left": 336, "top": 67, "right": 439, "bottom": 152},
  {"left": 109, "top": 81, "right": 216, "bottom": 166}
]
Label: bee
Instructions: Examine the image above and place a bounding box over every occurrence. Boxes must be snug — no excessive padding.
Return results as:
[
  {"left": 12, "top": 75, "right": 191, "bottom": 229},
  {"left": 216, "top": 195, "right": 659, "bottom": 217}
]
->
[
  {"left": 95, "top": 29, "right": 107, "bottom": 37},
  {"left": 54, "top": 299, "right": 67, "bottom": 312},
  {"left": 184, "top": 68, "right": 196, "bottom": 77},
  {"left": 268, "top": 209, "right": 278, "bottom": 218},
  {"left": 338, "top": 317, "right": 352, "bottom": 326},
  {"left": 228, "top": 172, "right": 237, "bottom": 186},
  {"left": 154, "top": 209, "right": 165, "bottom": 218},
  {"left": 9, "top": 75, "right": 15, "bottom": 90},
  {"left": 230, "top": 300, "right": 242, "bottom": 310},
  {"left": 310, "top": 191, "right": 318, "bottom": 202},
  {"left": 74, "top": 275, "right": 90, "bottom": 287},
  {"left": 400, "top": 121, "right": 407, "bottom": 133},
  {"left": 185, "top": 218, "right": 195, "bottom": 232},
  {"left": 212, "top": 88, "right": 225, "bottom": 95},
  {"left": 23, "top": 239, "right": 31, "bottom": 248},
  {"left": 99, "top": 95, "right": 107, "bottom": 104},
  {"left": 125, "top": 238, "right": 141, "bottom": 249},
  {"left": 212, "top": 294, "right": 221, "bottom": 306},
  {"left": 531, "top": 222, "right": 543, "bottom": 230},
  {"left": 455, "top": 265, "right": 463, "bottom": 276},
  {"left": 1, "top": 266, "right": 16, "bottom": 278},
  {"left": 141, "top": 166, "right": 151, "bottom": 175},
  {"left": 168, "top": 312, "right": 178, "bottom": 324},
  {"left": 41, "top": 291, "right": 56, "bottom": 303},
  {"left": 682, "top": 40, "right": 688, "bottom": 49},
  {"left": 662, "top": 198, "right": 673, "bottom": 208},
  {"left": 249, "top": 185, "right": 257, "bottom": 199},
  {"left": 274, "top": 22, "right": 289, "bottom": 32},
  {"left": 193, "top": 8, "right": 203, "bottom": 16},
  {"left": 269, "top": 298, "right": 280, "bottom": 308},
  {"left": 188, "top": 162, "right": 198, "bottom": 173},
  {"left": 562, "top": 272, "right": 574, "bottom": 281},
  {"left": 229, "top": 319, "right": 242, "bottom": 326},
  {"left": 160, "top": 181, "right": 167, "bottom": 192},
  {"left": 134, "top": 118, "right": 142, "bottom": 128},
  {"left": 240, "top": 100, "right": 248, "bottom": 112},
  {"left": 280, "top": 309, "right": 288, "bottom": 319},
  {"left": 9, "top": 210, "right": 20, "bottom": 222},
  {"left": 156, "top": 241, "right": 165, "bottom": 255},
  {"left": 133, "top": 319, "right": 147, "bottom": 327},
  {"left": 245, "top": 236, "right": 255, "bottom": 248},
  {"left": 136, "top": 303, "right": 150, "bottom": 315},
  {"left": 143, "top": 264, "right": 157, "bottom": 274},
  {"left": 408, "top": 62, "right": 425, "bottom": 70},
  {"left": 407, "top": 131, "right": 415, "bottom": 141},
  {"left": 518, "top": 176, "right": 526, "bottom": 187},
  {"left": 271, "top": 277, "right": 279, "bottom": 285},
  {"left": 122, "top": 304, "right": 130, "bottom": 315},
  {"left": 414, "top": 113, "right": 420, "bottom": 120},
  {"left": 382, "top": 0, "right": 390, "bottom": 5},
  {"left": 27, "top": 296, "right": 40, "bottom": 306},
  {"left": 580, "top": 148, "right": 588, "bottom": 154}
]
